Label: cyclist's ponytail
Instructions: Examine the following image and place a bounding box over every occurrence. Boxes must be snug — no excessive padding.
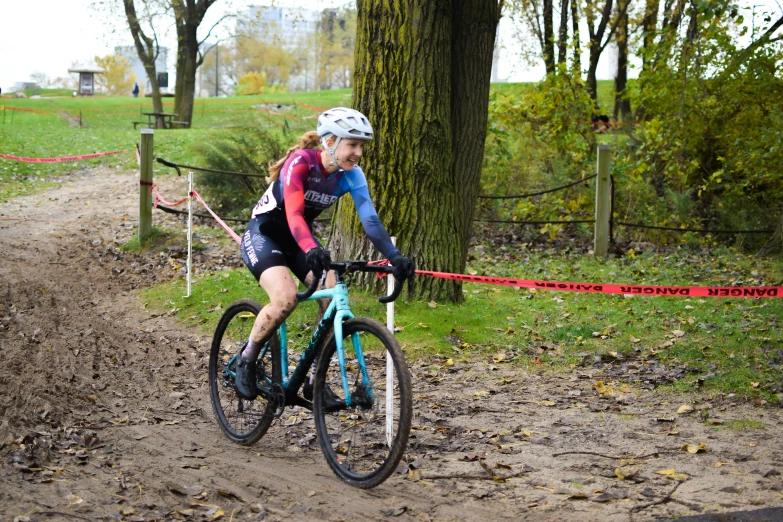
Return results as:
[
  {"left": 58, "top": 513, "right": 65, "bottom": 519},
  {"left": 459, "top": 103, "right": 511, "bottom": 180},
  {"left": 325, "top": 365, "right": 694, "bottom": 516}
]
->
[{"left": 267, "top": 131, "right": 320, "bottom": 182}]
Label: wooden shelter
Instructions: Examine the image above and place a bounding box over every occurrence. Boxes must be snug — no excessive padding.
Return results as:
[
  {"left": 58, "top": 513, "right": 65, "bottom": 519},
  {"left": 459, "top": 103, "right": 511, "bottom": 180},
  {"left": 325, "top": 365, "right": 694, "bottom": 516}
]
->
[{"left": 67, "top": 66, "right": 105, "bottom": 96}]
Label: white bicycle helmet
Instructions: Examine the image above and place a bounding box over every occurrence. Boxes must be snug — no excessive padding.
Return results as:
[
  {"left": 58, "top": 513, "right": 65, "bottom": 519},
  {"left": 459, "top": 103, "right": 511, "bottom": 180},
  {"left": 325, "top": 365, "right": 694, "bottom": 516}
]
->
[{"left": 317, "top": 107, "right": 373, "bottom": 167}]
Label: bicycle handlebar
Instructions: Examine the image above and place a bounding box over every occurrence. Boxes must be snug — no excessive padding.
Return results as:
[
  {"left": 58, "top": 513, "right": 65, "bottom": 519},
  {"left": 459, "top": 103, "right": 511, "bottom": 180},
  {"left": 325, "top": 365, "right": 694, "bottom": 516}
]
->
[
  {"left": 296, "top": 274, "right": 322, "bottom": 301},
  {"left": 295, "top": 261, "right": 408, "bottom": 304}
]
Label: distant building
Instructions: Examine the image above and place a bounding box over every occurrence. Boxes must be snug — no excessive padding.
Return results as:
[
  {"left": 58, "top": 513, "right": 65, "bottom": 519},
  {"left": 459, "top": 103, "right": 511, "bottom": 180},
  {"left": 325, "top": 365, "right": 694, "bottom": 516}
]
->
[
  {"left": 238, "top": 5, "right": 322, "bottom": 91},
  {"left": 115, "top": 46, "right": 170, "bottom": 94},
  {"left": 239, "top": 5, "right": 320, "bottom": 51},
  {"left": 491, "top": 42, "right": 507, "bottom": 83}
]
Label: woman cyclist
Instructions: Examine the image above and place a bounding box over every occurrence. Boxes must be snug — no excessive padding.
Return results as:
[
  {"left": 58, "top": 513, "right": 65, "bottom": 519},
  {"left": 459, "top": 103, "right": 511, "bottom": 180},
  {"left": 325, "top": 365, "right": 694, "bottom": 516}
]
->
[{"left": 236, "top": 107, "right": 415, "bottom": 400}]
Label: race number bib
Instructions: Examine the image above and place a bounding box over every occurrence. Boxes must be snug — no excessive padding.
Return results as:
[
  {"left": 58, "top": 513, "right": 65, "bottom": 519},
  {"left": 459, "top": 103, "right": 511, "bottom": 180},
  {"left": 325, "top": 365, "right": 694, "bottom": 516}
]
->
[{"left": 251, "top": 185, "right": 279, "bottom": 218}]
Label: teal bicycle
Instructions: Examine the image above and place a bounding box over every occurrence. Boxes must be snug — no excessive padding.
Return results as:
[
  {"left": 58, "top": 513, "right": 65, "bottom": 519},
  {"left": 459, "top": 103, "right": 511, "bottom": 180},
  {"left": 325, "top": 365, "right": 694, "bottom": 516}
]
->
[{"left": 208, "top": 261, "right": 412, "bottom": 488}]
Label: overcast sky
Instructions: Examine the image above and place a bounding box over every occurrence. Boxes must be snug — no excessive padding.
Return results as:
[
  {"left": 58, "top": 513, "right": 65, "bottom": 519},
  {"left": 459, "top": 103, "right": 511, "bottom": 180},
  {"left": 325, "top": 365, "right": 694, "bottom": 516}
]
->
[{"left": 1, "top": 0, "right": 778, "bottom": 92}]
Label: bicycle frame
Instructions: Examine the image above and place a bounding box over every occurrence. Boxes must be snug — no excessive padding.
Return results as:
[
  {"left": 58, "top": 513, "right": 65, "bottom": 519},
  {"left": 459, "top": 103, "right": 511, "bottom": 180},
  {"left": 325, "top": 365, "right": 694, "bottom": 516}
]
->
[
  {"left": 282, "top": 280, "right": 378, "bottom": 407},
  {"left": 226, "top": 281, "right": 372, "bottom": 408}
]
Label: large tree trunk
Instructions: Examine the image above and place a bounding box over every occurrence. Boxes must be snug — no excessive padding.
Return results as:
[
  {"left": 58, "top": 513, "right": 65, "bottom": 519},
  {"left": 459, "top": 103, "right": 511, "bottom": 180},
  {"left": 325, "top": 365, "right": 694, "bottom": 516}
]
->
[
  {"left": 329, "top": 0, "right": 501, "bottom": 302},
  {"left": 613, "top": 0, "right": 631, "bottom": 121},
  {"left": 172, "top": 0, "right": 217, "bottom": 127},
  {"left": 173, "top": 22, "right": 198, "bottom": 124}
]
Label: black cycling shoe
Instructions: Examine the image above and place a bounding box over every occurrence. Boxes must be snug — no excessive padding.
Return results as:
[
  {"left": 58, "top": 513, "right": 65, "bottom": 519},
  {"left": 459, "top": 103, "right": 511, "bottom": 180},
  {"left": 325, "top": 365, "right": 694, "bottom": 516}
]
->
[
  {"left": 303, "top": 381, "right": 346, "bottom": 412},
  {"left": 234, "top": 357, "right": 259, "bottom": 400}
]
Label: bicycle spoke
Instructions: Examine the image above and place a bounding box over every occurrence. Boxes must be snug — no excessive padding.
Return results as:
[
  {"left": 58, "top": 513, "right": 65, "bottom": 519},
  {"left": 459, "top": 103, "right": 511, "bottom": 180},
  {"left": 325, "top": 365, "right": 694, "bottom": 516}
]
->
[
  {"left": 209, "top": 300, "right": 281, "bottom": 446},
  {"left": 314, "top": 318, "right": 411, "bottom": 488}
]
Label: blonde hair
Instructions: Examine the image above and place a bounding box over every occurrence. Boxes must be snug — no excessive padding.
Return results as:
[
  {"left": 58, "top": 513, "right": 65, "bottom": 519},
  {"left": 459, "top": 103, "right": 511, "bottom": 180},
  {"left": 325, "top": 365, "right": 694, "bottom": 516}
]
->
[{"left": 267, "top": 131, "right": 321, "bottom": 182}]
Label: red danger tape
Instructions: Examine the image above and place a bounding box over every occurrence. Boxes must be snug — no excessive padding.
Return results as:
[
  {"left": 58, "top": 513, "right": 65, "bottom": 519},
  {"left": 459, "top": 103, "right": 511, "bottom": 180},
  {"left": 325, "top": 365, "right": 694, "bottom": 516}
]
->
[
  {"left": 0, "top": 150, "right": 129, "bottom": 163},
  {"left": 190, "top": 189, "right": 242, "bottom": 244},
  {"left": 151, "top": 183, "right": 188, "bottom": 208},
  {"left": 416, "top": 270, "right": 782, "bottom": 299}
]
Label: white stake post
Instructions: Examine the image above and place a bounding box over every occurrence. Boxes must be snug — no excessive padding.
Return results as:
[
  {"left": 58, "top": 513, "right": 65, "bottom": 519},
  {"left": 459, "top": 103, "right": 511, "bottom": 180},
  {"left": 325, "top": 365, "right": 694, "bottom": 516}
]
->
[
  {"left": 185, "top": 172, "right": 193, "bottom": 298},
  {"left": 386, "top": 237, "right": 396, "bottom": 446}
]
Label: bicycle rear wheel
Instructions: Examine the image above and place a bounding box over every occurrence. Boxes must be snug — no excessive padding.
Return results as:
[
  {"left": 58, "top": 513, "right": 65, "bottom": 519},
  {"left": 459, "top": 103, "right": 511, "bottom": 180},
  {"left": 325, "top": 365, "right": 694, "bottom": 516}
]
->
[
  {"left": 313, "top": 317, "right": 412, "bottom": 488},
  {"left": 209, "top": 299, "right": 282, "bottom": 445}
]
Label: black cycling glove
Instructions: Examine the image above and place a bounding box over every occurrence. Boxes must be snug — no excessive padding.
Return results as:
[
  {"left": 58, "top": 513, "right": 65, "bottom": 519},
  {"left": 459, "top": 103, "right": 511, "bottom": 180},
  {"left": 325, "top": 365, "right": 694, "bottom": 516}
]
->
[
  {"left": 306, "top": 247, "right": 331, "bottom": 277},
  {"left": 388, "top": 252, "right": 415, "bottom": 281}
]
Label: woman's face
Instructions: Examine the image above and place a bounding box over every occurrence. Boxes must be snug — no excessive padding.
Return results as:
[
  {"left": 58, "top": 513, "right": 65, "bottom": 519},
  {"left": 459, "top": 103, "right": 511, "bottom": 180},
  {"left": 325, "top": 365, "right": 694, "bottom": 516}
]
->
[{"left": 333, "top": 138, "right": 366, "bottom": 170}]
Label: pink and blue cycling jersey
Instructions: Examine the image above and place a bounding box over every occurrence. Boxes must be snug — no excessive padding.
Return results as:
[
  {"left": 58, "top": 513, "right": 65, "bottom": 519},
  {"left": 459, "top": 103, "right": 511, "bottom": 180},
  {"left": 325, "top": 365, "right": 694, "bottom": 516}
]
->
[{"left": 251, "top": 148, "right": 399, "bottom": 258}]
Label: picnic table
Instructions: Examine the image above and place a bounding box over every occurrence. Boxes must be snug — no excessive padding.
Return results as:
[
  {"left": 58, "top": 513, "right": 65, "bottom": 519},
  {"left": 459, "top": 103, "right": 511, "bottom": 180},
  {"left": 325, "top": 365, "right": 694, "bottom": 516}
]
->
[{"left": 132, "top": 112, "right": 189, "bottom": 129}]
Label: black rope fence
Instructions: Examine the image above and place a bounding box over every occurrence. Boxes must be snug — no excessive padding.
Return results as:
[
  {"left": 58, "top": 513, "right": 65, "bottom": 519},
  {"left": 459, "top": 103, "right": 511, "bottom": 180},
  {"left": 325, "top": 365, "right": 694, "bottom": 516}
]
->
[
  {"left": 477, "top": 174, "right": 597, "bottom": 199},
  {"left": 615, "top": 222, "right": 772, "bottom": 234},
  {"left": 156, "top": 158, "right": 266, "bottom": 178},
  {"left": 475, "top": 218, "right": 594, "bottom": 225},
  {"left": 154, "top": 157, "right": 774, "bottom": 238}
]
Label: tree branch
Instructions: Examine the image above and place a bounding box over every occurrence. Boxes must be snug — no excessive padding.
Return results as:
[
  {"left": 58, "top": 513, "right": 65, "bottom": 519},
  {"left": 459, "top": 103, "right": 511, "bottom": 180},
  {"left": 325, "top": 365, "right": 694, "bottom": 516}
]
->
[
  {"left": 599, "top": 0, "right": 631, "bottom": 54},
  {"left": 197, "top": 13, "right": 234, "bottom": 46},
  {"left": 740, "top": 14, "right": 783, "bottom": 56}
]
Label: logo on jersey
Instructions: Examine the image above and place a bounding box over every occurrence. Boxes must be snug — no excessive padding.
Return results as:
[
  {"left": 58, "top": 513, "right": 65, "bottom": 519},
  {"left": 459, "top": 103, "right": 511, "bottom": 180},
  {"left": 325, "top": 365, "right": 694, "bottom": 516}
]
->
[
  {"left": 306, "top": 176, "right": 322, "bottom": 184},
  {"left": 304, "top": 190, "right": 338, "bottom": 206},
  {"left": 285, "top": 156, "right": 302, "bottom": 186}
]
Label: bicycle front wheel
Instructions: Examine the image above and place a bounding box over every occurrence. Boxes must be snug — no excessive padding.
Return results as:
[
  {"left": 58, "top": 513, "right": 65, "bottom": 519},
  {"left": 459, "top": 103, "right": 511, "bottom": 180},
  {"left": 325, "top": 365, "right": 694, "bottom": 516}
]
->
[
  {"left": 209, "top": 299, "right": 282, "bottom": 445},
  {"left": 313, "top": 317, "right": 412, "bottom": 488}
]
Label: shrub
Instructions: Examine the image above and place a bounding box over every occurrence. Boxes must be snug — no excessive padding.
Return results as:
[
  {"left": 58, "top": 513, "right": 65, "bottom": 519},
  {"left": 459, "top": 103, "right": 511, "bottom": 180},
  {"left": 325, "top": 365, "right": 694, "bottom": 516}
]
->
[{"left": 191, "top": 124, "right": 290, "bottom": 218}]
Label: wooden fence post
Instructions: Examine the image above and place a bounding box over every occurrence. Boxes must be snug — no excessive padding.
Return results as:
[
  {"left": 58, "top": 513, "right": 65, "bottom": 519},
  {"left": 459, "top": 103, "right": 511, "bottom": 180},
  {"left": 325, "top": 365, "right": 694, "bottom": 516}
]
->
[
  {"left": 594, "top": 144, "right": 612, "bottom": 257},
  {"left": 139, "top": 128, "right": 154, "bottom": 241}
]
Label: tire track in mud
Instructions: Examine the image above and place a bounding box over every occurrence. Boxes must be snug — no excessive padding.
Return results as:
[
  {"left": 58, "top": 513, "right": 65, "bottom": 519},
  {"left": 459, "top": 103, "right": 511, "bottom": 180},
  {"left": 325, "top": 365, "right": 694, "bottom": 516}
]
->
[
  {"left": 0, "top": 169, "right": 519, "bottom": 522},
  {"left": 1, "top": 168, "right": 782, "bottom": 522}
]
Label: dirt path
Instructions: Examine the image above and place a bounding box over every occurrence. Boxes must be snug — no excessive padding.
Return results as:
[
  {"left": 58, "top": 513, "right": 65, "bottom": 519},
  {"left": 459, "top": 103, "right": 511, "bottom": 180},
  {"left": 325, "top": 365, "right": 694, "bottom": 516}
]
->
[{"left": 1, "top": 168, "right": 782, "bottom": 522}]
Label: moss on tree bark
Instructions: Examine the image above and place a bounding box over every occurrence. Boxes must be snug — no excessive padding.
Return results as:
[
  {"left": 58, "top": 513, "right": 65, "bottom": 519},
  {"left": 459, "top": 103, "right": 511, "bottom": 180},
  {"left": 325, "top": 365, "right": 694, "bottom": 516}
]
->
[{"left": 329, "top": 0, "right": 502, "bottom": 302}]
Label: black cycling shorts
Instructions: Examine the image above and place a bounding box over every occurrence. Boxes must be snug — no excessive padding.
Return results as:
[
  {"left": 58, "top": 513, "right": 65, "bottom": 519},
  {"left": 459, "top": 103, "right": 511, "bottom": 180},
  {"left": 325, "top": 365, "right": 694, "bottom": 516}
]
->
[{"left": 240, "top": 216, "right": 319, "bottom": 283}]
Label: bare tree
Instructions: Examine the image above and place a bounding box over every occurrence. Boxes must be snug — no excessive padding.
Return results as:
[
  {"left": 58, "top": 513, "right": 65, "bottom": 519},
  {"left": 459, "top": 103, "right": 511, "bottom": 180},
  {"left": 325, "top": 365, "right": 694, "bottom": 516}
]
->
[
  {"left": 123, "top": 0, "right": 165, "bottom": 115},
  {"left": 613, "top": 0, "right": 631, "bottom": 120},
  {"left": 171, "top": 0, "right": 228, "bottom": 126},
  {"left": 557, "top": 0, "right": 569, "bottom": 65}
]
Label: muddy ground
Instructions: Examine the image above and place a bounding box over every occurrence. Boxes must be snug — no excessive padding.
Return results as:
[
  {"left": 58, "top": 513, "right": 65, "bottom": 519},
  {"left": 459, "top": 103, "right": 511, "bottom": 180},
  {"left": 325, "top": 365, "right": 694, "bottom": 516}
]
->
[{"left": 1, "top": 168, "right": 782, "bottom": 522}]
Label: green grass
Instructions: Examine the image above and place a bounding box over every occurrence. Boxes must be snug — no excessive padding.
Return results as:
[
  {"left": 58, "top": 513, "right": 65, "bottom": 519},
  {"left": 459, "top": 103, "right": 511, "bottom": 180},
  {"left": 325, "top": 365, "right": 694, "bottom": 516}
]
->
[
  {"left": 722, "top": 419, "right": 766, "bottom": 431},
  {"left": 491, "top": 79, "right": 617, "bottom": 115},
  {"left": 0, "top": 90, "right": 351, "bottom": 202},
  {"left": 140, "top": 244, "right": 783, "bottom": 403},
  {"left": 5, "top": 84, "right": 781, "bottom": 403}
]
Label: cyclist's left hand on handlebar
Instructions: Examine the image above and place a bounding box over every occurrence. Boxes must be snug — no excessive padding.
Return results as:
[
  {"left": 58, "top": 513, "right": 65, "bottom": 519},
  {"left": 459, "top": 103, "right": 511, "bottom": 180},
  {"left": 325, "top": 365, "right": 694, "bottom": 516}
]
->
[
  {"left": 306, "top": 247, "right": 331, "bottom": 276},
  {"left": 388, "top": 252, "right": 415, "bottom": 281}
]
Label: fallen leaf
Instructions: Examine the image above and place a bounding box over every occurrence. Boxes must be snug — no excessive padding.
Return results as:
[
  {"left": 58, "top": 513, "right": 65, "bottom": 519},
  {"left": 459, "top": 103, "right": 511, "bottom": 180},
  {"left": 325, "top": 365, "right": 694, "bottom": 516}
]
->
[
  {"left": 460, "top": 453, "right": 483, "bottom": 462},
  {"left": 682, "top": 443, "right": 707, "bottom": 454},
  {"left": 382, "top": 506, "right": 408, "bottom": 517},
  {"left": 443, "top": 358, "right": 454, "bottom": 366},
  {"left": 428, "top": 301, "right": 438, "bottom": 309},
  {"left": 677, "top": 404, "right": 693, "bottom": 415},
  {"left": 656, "top": 468, "right": 689, "bottom": 480},
  {"left": 672, "top": 330, "right": 686, "bottom": 337}
]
